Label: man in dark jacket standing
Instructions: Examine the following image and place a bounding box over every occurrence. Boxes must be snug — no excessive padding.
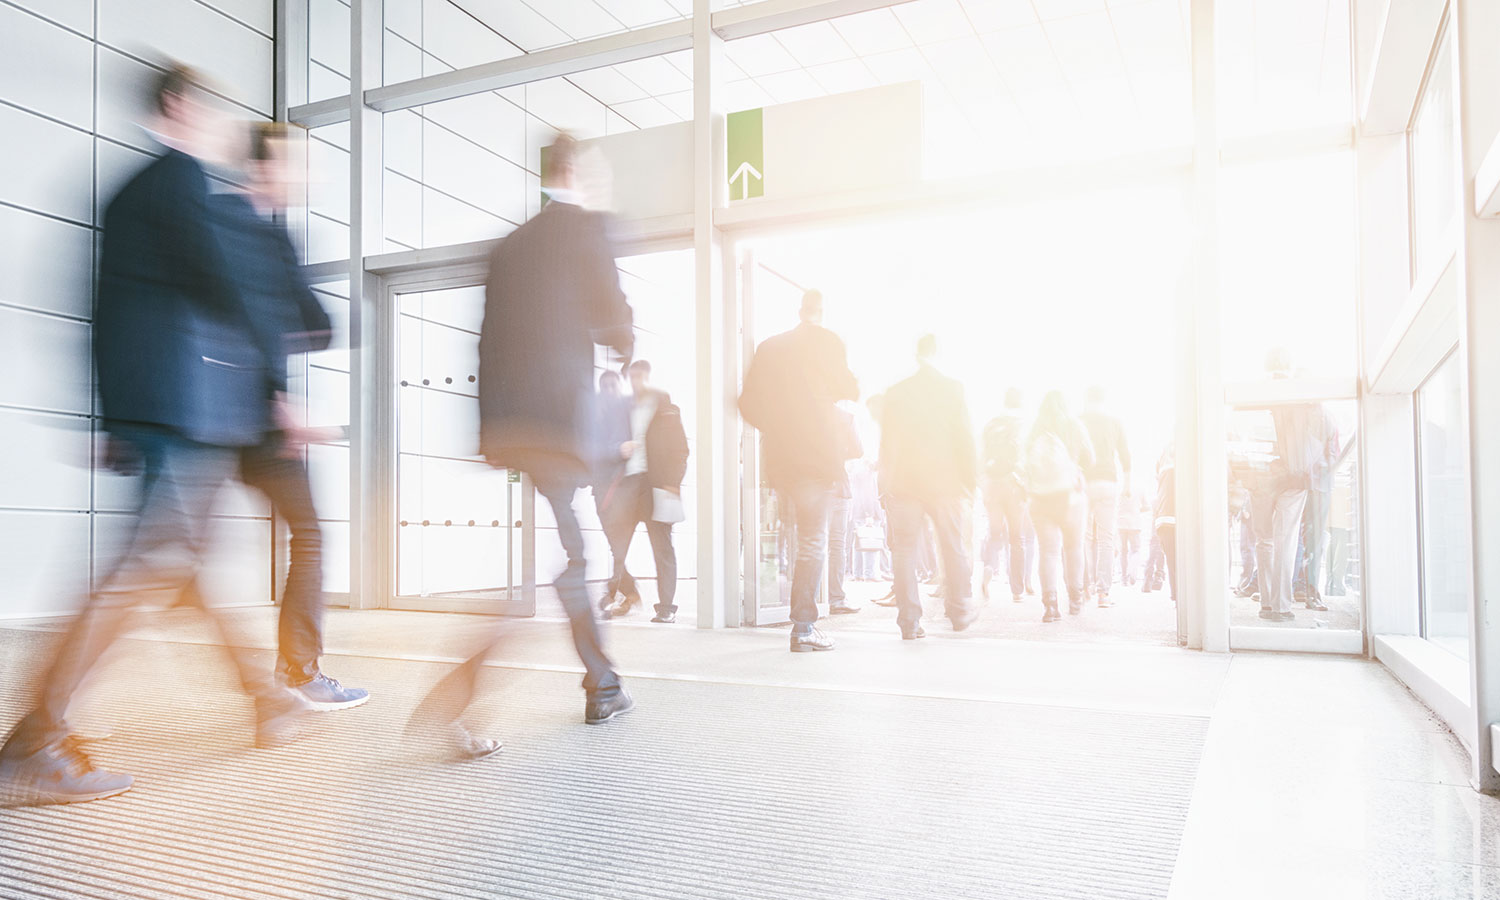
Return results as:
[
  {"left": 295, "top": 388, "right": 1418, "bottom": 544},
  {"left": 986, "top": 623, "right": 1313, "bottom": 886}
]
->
[
  {"left": 602, "top": 360, "right": 689, "bottom": 623},
  {"left": 211, "top": 122, "right": 368, "bottom": 711},
  {"left": 415, "top": 135, "right": 636, "bottom": 759},
  {"left": 0, "top": 66, "right": 308, "bottom": 807},
  {"left": 879, "top": 335, "right": 979, "bottom": 640},
  {"left": 740, "top": 289, "right": 859, "bottom": 652}
]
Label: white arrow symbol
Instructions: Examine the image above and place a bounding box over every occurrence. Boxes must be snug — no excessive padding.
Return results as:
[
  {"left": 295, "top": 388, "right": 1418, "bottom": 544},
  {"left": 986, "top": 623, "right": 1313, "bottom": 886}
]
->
[{"left": 729, "top": 160, "right": 763, "bottom": 200}]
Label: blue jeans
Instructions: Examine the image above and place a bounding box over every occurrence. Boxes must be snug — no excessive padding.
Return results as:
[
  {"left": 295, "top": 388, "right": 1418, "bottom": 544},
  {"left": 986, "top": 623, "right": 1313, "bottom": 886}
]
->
[
  {"left": 889, "top": 494, "right": 973, "bottom": 634},
  {"left": 781, "top": 479, "right": 834, "bottom": 629}
]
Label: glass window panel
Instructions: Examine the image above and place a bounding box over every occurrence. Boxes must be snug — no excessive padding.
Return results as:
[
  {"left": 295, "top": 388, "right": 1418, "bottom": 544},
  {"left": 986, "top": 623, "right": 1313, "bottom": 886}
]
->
[
  {"left": 1226, "top": 400, "right": 1360, "bottom": 631},
  {"left": 1418, "top": 351, "right": 1471, "bottom": 659},
  {"left": 1410, "top": 26, "right": 1459, "bottom": 281},
  {"left": 305, "top": 125, "right": 350, "bottom": 264},
  {"left": 308, "top": 0, "right": 351, "bottom": 103},
  {"left": 1216, "top": 0, "right": 1352, "bottom": 140},
  {"left": 1219, "top": 151, "right": 1358, "bottom": 381}
]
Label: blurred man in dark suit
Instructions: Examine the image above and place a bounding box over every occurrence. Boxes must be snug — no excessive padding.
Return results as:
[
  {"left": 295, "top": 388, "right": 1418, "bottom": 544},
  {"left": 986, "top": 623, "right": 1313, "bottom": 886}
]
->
[
  {"left": 211, "top": 122, "right": 368, "bottom": 712},
  {"left": 413, "top": 135, "right": 636, "bottom": 759},
  {"left": 740, "top": 289, "right": 859, "bottom": 652},
  {"left": 0, "top": 66, "right": 308, "bottom": 808},
  {"left": 879, "top": 335, "right": 979, "bottom": 640}
]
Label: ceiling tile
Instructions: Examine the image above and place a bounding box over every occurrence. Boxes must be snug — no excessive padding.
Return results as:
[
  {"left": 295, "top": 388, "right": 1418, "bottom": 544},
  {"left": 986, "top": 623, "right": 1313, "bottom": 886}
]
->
[
  {"left": 613, "top": 55, "right": 694, "bottom": 95},
  {"left": 609, "top": 97, "right": 681, "bottom": 128},
  {"left": 592, "top": 0, "right": 682, "bottom": 29},
  {"left": 806, "top": 58, "right": 878, "bottom": 95},
  {"left": 757, "top": 68, "right": 828, "bottom": 104},
  {"left": 772, "top": 20, "right": 858, "bottom": 67},
  {"left": 979, "top": 24, "right": 1069, "bottom": 90},
  {"left": 892, "top": 0, "right": 974, "bottom": 44},
  {"left": 1044, "top": 12, "right": 1126, "bottom": 84},
  {"left": 830, "top": 8, "right": 914, "bottom": 56},
  {"left": 724, "top": 33, "right": 801, "bottom": 77},
  {"left": 861, "top": 46, "right": 939, "bottom": 86},
  {"left": 455, "top": 0, "right": 572, "bottom": 52},
  {"left": 959, "top": 0, "right": 1038, "bottom": 31},
  {"left": 566, "top": 66, "right": 650, "bottom": 105},
  {"left": 923, "top": 35, "right": 1004, "bottom": 103},
  {"left": 524, "top": 77, "right": 609, "bottom": 132},
  {"left": 725, "top": 78, "right": 774, "bottom": 112},
  {"left": 656, "top": 89, "right": 694, "bottom": 119},
  {"left": 538, "top": 0, "right": 629, "bottom": 39},
  {"left": 1031, "top": 0, "right": 1108, "bottom": 19}
]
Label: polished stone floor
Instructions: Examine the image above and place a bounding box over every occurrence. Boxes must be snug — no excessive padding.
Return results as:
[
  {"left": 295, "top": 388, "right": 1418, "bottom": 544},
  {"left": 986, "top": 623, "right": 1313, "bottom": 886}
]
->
[{"left": 1, "top": 608, "right": 1496, "bottom": 899}]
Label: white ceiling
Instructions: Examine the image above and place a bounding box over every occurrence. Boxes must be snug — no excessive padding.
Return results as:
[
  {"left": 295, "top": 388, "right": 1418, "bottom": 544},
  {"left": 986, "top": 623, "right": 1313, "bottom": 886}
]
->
[{"left": 442, "top": 0, "right": 1349, "bottom": 170}]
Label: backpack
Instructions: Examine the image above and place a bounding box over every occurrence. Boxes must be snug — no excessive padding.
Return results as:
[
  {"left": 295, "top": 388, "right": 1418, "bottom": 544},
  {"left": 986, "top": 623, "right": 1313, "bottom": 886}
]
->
[{"left": 1025, "top": 430, "right": 1079, "bottom": 495}]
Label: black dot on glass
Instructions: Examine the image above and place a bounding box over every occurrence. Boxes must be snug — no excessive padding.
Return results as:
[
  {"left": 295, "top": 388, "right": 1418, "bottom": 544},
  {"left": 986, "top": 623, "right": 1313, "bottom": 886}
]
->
[
  {"left": 422, "top": 379, "right": 430, "bottom": 386},
  {"left": 468, "top": 520, "right": 475, "bottom": 526},
  {"left": 422, "top": 519, "right": 430, "bottom": 527},
  {"left": 445, "top": 377, "right": 452, "bottom": 384},
  {"left": 491, "top": 520, "right": 500, "bottom": 527}
]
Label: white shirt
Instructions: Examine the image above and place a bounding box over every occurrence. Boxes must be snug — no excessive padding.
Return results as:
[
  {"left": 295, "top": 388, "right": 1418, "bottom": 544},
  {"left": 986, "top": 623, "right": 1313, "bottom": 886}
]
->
[{"left": 626, "top": 392, "right": 657, "bottom": 476}]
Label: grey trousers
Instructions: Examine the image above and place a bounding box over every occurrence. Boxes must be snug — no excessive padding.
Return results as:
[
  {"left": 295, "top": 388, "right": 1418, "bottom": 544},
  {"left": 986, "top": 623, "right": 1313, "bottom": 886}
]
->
[{"left": 1257, "top": 488, "right": 1308, "bottom": 615}]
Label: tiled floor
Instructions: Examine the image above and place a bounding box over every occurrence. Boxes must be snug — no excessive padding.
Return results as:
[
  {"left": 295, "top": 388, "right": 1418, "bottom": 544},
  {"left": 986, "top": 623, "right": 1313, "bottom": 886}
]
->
[{"left": 2, "top": 608, "right": 1497, "bottom": 899}]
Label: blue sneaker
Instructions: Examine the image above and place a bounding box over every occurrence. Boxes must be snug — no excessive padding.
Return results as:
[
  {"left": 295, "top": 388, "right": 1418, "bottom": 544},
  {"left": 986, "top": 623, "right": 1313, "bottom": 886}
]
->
[
  {"left": 290, "top": 672, "right": 369, "bottom": 712},
  {"left": 0, "top": 737, "right": 133, "bottom": 807}
]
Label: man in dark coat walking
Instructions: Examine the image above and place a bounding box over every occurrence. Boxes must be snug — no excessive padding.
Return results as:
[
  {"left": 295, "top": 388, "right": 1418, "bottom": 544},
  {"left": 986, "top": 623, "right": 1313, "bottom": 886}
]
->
[{"left": 415, "top": 135, "right": 636, "bottom": 759}]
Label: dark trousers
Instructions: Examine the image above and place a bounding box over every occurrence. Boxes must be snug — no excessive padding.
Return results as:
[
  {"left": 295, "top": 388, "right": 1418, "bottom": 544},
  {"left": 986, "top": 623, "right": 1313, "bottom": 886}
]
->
[
  {"left": 240, "top": 441, "right": 324, "bottom": 684},
  {"left": 3, "top": 429, "right": 276, "bottom": 756},
  {"left": 604, "top": 474, "right": 677, "bottom": 615},
  {"left": 781, "top": 479, "right": 833, "bottom": 628},
  {"left": 889, "top": 494, "right": 972, "bottom": 634}
]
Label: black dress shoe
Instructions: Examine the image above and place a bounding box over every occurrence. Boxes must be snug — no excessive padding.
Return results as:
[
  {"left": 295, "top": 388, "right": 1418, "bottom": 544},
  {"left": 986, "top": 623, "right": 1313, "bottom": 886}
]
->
[
  {"left": 650, "top": 610, "right": 676, "bottom": 623},
  {"left": 790, "top": 627, "right": 835, "bottom": 652},
  {"left": 901, "top": 625, "right": 926, "bottom": 640},
  {"left": 829, "top": 603, "right": 861, "bottom": 615},
  {"left": 585, "top": 690, "right": 635, "bottom": 724}
]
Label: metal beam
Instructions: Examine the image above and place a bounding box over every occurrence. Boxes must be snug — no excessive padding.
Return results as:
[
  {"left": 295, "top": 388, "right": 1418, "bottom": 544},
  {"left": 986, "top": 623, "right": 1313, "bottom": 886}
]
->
[
  {"left": 711, "top": 0, "right": 914, "bottom": 41},
  {"left": 362, "top": 20, "right": 692, "bottom": 114},
  {"left": 287, "top": 95, "right": 354, "bottom": 128}
]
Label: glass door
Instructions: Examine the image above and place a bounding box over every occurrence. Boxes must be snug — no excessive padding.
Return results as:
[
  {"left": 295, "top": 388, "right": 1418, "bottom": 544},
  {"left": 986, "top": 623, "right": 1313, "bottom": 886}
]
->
[{"left": 389, "top": 281, "right": 534, "bottom": 616}]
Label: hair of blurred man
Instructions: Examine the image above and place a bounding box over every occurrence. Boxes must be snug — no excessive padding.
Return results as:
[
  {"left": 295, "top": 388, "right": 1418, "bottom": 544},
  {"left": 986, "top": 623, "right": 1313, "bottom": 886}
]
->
[
  {"left": 1034, "top": 389, "right": 1071, "bottom": 435},
  {"left": 245, "top": 121, "right": 308, "bottom": 212},
  {"left": 628, "top": 359, "right": 652, "bottom": 393},
  {"left": 149, "top": 62, "right": 231, "bottom": 163},
  {"left": 799, "top": 289, "right": 824, "bottom": 325},
  {"left": 916, "top": 333, "right": 938, "bottom": 363},
  {"left": 1004, "top": 387, "right": 1023, "bottom": 409},
  {"left": 542, "top": 133, "right": 578, "bottom": 189}
]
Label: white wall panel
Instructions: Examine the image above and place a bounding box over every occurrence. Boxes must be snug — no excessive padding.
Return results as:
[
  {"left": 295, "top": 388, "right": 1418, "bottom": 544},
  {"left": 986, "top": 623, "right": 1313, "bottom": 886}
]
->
[
  {"left": 197, "top": 515, "right": 273, "bottom": 606},
  {"left": 0, "top": 409, "right": 91, "bottom": 510},
  {"left": 0, "top": 105, "right": 94, "bottom": 224},
  {"left": 384, "top": 109, "right": 423, "bottom": 179},
  {"left": 386, "top": 0, "right": 421, "bottom": 43},
  {"left": 321, "top": 520, "right": 350, "bottom": 594},
  {"left": 384, "top": 169, "right": 423, "bottom": 248},
  {"left": 0, "top": 511, "right": 90, "bottom": 619},
  {"left": 422, "top": 118, "right": 527, "bottom": 222},
  {"left": 385, "top": 29, "right": 423, "bottom": 84},
  {"left": 307, "top": 443, "right": 350, "bottom": 521},
  {"left": 0, "top": 3, "right": 94, "bottom": 130},
  {"left": 11, "top": 0, "right": 94, "bottom": 36},
  {"left": 308, "top": 135, "right": 351, "bottom": 223},
  {"left": 424, "top": 91, "right": 527, "bottom": 166},
  {"left": 98, "top": 0, "right": 273, "bottom": 115},
  {"left": 93, "top": 464, "right": 140, "bottom": 514},
  {"left": 309, "top": 0, "right": 351, "bottom": 76},
  {"left": 0, "top": 205, "right": 93, "bottom": 319},
  {"left": 421, "top": 185, "right": 510, "bottom": 247},
  {"left": 95, "top": 46, "right": 160, "bottom": 154},
  {"left": 201, "top": 0, "right": 274, "bottom": 37},
  {"left": 306, "top": 212, "right": 350, "bottom": 264},
  {"left": 0, "top": 306, "right": 91, "bottom": 414}
]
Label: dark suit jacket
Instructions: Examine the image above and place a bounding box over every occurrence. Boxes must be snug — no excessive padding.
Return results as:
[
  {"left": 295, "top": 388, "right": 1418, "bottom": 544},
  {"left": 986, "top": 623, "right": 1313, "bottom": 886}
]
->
[
  {"left": 642, "top": 389, "right": 689, "bottom": 492},
  {"left": 95, "top": 149, "right": 268, "bottom": 446},
  {"left": 879, "top": 364, "right": 976, "bottom": 502},
  {"left": 478, "top": 202, "right": 633, "bottom": 480},
  {"left": 210, "top": 192, "right": 331, "bottom": 397},
  {"left": 739, "top": 321, "right": 859, "bottom": 489}
]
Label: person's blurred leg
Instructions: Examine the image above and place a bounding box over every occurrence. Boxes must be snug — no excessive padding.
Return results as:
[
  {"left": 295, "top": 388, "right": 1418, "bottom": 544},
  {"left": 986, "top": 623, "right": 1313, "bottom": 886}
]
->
[
  {"left": 534, "top": 473, "right": 623, "bottom": 704},
  {"left": 827, "top": 495, "right": 855, "bottom": 613},
  {"left": 787, "top": 479, "right": 835, "bottom": 651},
  {"left": 1032, "top": 493, "right": 1064, "bottom": 622},
  {"left": 929, "top": 497, "right": 976, "bottom": 630},
  {"left": 1158, "top": 524, "right": 1178, "bottom": 606},
  {"left": 1086, "top": 480, "right": 1121, "bottom": 604},
  {"left": 1268, "top": 489, "right": 1308, "bottom": 617},
  {"left": 645, "top": 518, "right": 677, "bottom": 621},
  {"left": 1062, "top": 491, "right": 1087, "bottom": 614},
  {"left": 887, "top": 497, "right": 924, "bottom": 638}
]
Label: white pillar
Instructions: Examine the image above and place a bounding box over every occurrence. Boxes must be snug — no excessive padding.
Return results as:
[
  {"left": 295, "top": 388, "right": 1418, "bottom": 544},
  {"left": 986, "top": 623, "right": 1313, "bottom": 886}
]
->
[
  {"left": 1454, "top": 0, "right": 1500, "bottom": 793},
  {"left": 348, "top": 0, "right": 391, "bottom": 610},
  {"left": 693, "top": 0, "right": 732, "bottom": 627},
  {"left": 1178, "top": 0, "right": 1228, "bottom": 651}
]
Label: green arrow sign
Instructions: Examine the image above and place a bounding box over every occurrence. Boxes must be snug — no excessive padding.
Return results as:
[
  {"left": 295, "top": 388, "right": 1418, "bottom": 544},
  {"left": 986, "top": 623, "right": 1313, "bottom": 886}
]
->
[{"left": 727, "top": 107, "right": 764, "bottom": 200}]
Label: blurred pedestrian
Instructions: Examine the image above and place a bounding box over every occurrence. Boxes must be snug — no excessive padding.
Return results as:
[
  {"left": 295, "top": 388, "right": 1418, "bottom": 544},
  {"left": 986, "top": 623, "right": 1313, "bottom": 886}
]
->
[
  {"left": 1026, "top": 391, "right": 1095, "bottom": 622},
  {"left": 740, "top": 289, "right": 859, "bottom": 652},
  {"left": 0, "top": 65, "right": 309, "bottom": 807}
]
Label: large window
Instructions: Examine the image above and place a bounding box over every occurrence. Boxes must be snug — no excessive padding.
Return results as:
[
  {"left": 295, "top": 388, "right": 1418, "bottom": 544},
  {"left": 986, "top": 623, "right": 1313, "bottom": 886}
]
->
[
  {"left": 1409, "top": 24, "right": 1460, "bottom": 281},
  {"left": 1417, "top": 351, "right": 1471, "bottom": 659}
]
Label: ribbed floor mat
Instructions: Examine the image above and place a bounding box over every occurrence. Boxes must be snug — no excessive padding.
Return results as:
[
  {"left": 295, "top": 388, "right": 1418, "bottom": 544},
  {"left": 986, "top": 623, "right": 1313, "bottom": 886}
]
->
[{"left": 0, "top": 629, "right": 1206, "bottom": 900}]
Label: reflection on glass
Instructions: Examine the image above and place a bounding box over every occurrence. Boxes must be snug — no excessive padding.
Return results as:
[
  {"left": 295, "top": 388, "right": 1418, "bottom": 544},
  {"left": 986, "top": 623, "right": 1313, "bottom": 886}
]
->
[
  {"left": 1411, "top": 27, "right": 1459, "bottom": 279},
  {"left": 1227, "top": 401, "right": 1360, "bottom": 631},
  {"left": 1418, "top": 352, "right": 1470, "bottom": 659}
]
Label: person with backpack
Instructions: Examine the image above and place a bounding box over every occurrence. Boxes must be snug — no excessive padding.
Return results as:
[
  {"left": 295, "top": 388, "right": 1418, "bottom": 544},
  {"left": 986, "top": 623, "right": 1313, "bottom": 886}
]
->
[
  {"left": 980, "top": 388, "right": 1034, "bottom": 604},
  {"left": 1026, "top": 391, "right": 1096, "bottom": 622}
]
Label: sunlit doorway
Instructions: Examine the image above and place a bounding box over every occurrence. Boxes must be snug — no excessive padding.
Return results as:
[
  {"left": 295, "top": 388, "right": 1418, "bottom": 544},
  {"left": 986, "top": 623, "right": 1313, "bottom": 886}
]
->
[{"left": 739, "top": 183, "right": 1191, "bottom": 647}]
